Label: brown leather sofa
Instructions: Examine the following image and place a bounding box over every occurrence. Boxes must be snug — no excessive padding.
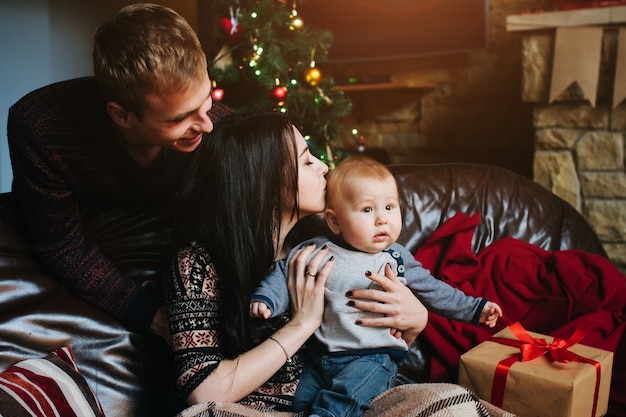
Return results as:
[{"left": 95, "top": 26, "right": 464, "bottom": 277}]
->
[{"left": 0, "top": 163, "right": 610, "bottom": 417}]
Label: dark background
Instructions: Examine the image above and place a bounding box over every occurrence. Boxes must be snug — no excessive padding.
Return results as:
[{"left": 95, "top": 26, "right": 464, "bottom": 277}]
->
[{"left": 298, "top": 0, "right": 488, "bottom": 63}]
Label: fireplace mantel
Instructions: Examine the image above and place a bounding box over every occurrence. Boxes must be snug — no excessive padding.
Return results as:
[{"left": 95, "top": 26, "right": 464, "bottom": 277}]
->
[{"left": 507, "top": 5, "right": 626, "bottom": 31}]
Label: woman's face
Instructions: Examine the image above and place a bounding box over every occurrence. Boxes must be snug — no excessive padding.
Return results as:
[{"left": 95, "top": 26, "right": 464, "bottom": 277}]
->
[{"left": 292, "top": 127, "right": 328, "bottom": 217}]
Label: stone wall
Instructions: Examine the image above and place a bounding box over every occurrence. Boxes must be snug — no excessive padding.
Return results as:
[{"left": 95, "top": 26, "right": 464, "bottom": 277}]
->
[
  {"left": 323, "top": 0, "right": 546, "bottom": 178},
  {"left": 522, "top": 28, "right": 626, "bottom": 273}
]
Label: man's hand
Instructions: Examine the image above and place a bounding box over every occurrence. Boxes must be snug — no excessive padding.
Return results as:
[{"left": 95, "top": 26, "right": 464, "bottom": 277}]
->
[{"left": 151, "top": 305, "right": 172, "bottom": 347}]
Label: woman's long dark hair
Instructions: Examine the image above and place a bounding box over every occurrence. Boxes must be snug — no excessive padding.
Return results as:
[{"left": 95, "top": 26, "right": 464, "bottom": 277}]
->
[{"left": 174, "top": 112, "right": 300, "bottom": 357}]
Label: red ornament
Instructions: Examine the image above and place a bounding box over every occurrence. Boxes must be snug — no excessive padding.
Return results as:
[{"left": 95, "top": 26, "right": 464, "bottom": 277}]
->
[
  {"left": 220, "top": 17, "right": 245, "bottom": 44},
  {"left": 211, "top": 88, "right": 224, "bottom": 101},
  {"left": 269, "top": 85, "right": 288, "bottom": 105},
  {"left": 270, "top": 85, "right": 288, "bottom": 100}
]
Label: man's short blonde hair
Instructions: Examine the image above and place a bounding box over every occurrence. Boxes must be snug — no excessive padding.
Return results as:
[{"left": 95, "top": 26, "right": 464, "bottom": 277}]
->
[
  {"left": 326, "top": 155, "right": 397, "bottom": 210},
  {"left": 93, "top": 3, "right": 208, "bottom": 117}
]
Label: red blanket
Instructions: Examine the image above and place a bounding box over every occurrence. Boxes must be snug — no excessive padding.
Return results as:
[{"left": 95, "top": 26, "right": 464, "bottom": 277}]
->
[{"left": 414, "top": 212, "right": 626, "bottom": 416}]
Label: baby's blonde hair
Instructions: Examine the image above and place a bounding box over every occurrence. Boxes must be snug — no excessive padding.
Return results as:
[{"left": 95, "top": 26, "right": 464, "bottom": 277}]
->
[{"left": 326, "top": 156, "right": 397, "bottom": 210}]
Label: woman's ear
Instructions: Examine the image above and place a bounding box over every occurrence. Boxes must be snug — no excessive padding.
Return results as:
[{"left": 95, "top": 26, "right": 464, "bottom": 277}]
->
[
  {"left": 324, "top": 209, "right": 341, "bottom": 235},
  {"left": 106, "top": 101, "right": 133, "bottom": 128}
]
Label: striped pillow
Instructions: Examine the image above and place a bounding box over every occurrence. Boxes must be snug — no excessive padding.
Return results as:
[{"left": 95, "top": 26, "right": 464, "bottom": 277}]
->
[{"left": 0, "top": 345, "right": 105, "bottom": 417}]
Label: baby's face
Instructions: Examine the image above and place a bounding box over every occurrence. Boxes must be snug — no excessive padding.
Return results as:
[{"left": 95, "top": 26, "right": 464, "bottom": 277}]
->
[{"left": 331, "top": 177, "right": 402, "bottom": 253}]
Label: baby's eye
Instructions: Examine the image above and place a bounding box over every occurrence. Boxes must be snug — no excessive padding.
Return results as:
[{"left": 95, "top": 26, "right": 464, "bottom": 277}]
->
[
  {"left": 363, "top": 207, "right": 372, "bottom": 213},
  {"left": 386, "top": 205, "right": 393, "bottom": 210}
]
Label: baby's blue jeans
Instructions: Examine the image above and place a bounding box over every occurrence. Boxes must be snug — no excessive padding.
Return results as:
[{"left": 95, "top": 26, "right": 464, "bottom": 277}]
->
[{"left": 292, "top": 346, "right": 398, "bottom": 417}]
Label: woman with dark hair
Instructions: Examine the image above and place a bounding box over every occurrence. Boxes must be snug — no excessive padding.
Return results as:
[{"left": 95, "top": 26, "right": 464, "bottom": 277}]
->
[{"left": 164, "top": 112, "right": 448, "bottom": 416}]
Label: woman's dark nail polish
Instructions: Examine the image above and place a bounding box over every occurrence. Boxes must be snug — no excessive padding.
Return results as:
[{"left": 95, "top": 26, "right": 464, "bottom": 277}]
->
[
  {"left": 365, "top": 270, "right": 372, "bottom": 277},
  {"left": 329, "top": 256, "right": 334, "bottom": 261},
  {"left": 355, "top": 320, "right": 363, "bottom": 325},
  {"left": 322, "top": 244, "right": 328, "bottom": 250},
  {"left": 345, "top": 291, "right": 353, "bottom": 297},
  {"left": 347, "top": 301, "right": 355, "bottom": 307}
]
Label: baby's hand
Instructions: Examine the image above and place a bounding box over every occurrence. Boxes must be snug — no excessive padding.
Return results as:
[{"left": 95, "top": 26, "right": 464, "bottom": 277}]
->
[
  {"left": 250, "top": 301, "right": 272, "bottom": 319},
  {"left": 480, "top": 301, "right": 503, "bottom": 328}
]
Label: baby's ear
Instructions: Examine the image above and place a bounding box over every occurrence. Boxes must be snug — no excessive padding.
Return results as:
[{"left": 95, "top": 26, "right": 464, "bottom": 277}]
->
[{"left": 324, "top": 209, "right": 341, "bottom": 235}]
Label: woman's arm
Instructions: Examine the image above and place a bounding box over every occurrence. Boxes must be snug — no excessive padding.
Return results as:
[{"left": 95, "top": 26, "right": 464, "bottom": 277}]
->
[
  {"left": 187, "top": 319, "right": 315, "bottom": 404},
  {"left": 346, "top": 263, "right": 428, "bottom": 346},
  {"left": 186, "top": 244, "right": 333, "bottom": 404}
]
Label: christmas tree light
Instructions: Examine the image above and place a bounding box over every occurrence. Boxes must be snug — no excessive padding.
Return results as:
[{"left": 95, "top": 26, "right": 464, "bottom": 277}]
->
[{"left": 207, "top": 0, "right": 352, "bottom": 165}]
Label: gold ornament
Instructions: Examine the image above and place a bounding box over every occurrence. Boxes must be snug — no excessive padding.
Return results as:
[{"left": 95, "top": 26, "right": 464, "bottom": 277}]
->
[{"left": 303, "top": 66, "right": 322, "bottom": 86}]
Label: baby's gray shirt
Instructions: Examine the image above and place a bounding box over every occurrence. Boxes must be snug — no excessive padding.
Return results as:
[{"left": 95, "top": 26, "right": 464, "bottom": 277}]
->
[{"left": 251, "top": 236, "right": 487, "bottom": 353}]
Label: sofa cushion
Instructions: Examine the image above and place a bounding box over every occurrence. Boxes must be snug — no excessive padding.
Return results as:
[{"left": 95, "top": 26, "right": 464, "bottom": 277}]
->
[{"left": 0, "top": 345, "right": 105, "bottom": 417}]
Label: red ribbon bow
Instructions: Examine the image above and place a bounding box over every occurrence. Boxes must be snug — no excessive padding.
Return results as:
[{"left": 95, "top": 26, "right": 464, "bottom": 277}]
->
[{"left": 488, "top": 321, "right": 602, "bottom": 416}]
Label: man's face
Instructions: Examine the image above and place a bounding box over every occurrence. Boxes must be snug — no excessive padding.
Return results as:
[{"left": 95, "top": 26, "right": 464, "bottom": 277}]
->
[{"left": 127, "top": 72, "right": 214, "bottom": 153}]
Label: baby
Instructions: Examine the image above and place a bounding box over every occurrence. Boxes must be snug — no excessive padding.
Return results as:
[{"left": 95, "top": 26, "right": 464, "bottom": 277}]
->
[{"left": 251, "top": 156, "right": 503, "bottom": 417}]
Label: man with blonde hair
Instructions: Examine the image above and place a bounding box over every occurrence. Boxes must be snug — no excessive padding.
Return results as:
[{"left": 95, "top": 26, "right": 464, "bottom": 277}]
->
[{"left": 7, "top": 3, "right": 228, "bottom": 341}]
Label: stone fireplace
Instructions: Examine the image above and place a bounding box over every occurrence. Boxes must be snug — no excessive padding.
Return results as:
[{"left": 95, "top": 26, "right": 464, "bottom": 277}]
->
[{"left": 509, "top": 6, "right": 626, "bottom": 272}]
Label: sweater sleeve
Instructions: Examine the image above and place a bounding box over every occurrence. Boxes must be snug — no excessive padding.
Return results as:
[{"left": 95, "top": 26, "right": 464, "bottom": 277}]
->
[
  {"left": 7, "top": 100, "right": 160, "bottom": 332},
  {"left": 208, "top": 100, "right": 232, "bottom": 122},
  {"left": 250, "top": 236, "right": 328, "bottom": 319},
  {"left": 251, "top": 259, "right": 290, "bottom": 318},
  {"left": 164, "top": 242, "right": 224, "bottom": 398},
  {"left": 398, "top": 244, "right": 485, "bottom": 323}
]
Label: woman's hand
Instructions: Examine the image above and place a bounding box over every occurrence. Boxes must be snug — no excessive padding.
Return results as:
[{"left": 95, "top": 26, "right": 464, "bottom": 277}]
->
[
  {"left": 188, "top": 244, "right": 333, "bottom": 405},
  {"left": 287, "top": 244, "right": 333, "bottom": 333},
  {"left": 346, "top": 263, "right": 428, "bottom": 346}
]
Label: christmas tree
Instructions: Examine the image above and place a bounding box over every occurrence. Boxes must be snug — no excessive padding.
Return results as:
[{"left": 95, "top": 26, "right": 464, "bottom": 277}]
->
[{"left": 206, "top": 0, "right": 352, "bottom": 166}]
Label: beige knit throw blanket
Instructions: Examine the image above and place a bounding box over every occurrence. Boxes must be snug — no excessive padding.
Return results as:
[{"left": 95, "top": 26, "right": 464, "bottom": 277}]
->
[{"left": 176, "top": 383, "right": 517, "bottom": 417}]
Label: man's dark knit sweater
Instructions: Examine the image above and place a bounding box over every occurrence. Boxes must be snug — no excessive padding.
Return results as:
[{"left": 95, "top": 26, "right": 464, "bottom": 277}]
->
[{"left": 7, "top": 76, "right": 229, "bottom": 332}]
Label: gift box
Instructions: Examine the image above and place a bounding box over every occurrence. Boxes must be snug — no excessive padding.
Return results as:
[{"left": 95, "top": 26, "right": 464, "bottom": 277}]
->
[{"left": 458, "top": 322, "right": 613, "bottom": 417}]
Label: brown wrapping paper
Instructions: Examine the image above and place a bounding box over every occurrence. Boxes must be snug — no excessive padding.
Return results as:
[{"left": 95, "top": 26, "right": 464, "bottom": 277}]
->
[{"left": 458, "top": 326, "right": 613, "bottom": 417}]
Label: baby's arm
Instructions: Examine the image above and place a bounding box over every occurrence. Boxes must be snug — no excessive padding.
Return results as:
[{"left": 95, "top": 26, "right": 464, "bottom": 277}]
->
[
  {"left": 250, "top": 259, "right": 290, "bottom": 319},
  {"left": 250, "top": 301, "right": 273, "bottom": 319},
  {"left": 479, "top": 301, "right": 503, "bottom": 328}
]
